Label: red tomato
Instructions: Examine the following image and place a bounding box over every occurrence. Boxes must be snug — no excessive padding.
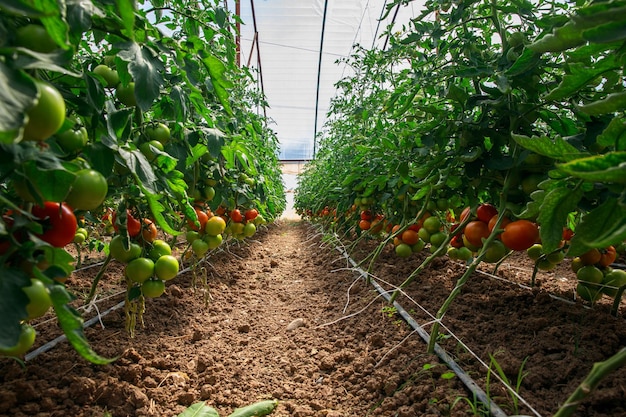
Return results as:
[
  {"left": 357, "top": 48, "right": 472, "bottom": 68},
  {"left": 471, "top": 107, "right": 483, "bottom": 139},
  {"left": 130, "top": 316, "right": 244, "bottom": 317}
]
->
[
  {"left": 500, "top": 220, "right": 539, "bottom": 251},
  {"left": 476, "top": 203, "right": 498, "bottom": 223},
  {"left": 460, "top": 206, "right": 472, "bottom": 223},
  {"left": 562, "top": 228, "right": 574, "bottom": 241},
  {"left": 31, "top": 202, "right": 77, "bottom": 247},
  {"left": 244, "top": 208, "right": 259, "bottom": 221},
  {"left": 463, "top": 220, "right": 490, "bottom": 248},
  {"left": 488, "top": 215, "right": 511, "bottom": 233},
  {"left": 112, "top": 209, "right": 141, "bottom": 237},
  {"left": 360, "top": 210, "right": 372, "bottom": 221},
  {"left": 229, "top": 209, "right": 243, "bottom": 223}
]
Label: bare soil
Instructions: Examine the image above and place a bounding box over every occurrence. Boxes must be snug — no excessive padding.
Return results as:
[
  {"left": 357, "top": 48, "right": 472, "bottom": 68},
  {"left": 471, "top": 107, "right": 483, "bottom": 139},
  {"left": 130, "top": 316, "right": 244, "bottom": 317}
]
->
[{"left": 0, "top": 221, "right": 625, "bottom": 417}]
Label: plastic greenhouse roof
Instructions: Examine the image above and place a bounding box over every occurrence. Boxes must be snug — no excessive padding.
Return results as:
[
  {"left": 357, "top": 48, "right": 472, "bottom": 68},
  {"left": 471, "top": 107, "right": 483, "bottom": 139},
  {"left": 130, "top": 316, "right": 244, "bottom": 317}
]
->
[{"left": 230, "top": 0, "right": 424, "bottom": 160}]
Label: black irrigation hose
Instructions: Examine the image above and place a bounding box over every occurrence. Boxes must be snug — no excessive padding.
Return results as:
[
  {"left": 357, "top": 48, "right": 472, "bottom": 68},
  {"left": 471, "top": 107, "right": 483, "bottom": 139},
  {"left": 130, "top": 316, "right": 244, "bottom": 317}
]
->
[{"left": 336, "top": 247, "right": 509, "bottom": 417}]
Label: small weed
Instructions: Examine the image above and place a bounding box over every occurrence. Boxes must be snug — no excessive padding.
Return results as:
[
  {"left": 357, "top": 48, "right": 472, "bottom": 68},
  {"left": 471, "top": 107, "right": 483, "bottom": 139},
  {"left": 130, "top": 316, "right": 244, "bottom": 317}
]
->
[
  {"left": 381, "top": 305, "right": 397, "bottom": 318},
  {"left": 487, "top": 351, "right": 529, "bottom": 415},
  {"left": 450, "top": 393, "right": 490, "bottom": 416}
]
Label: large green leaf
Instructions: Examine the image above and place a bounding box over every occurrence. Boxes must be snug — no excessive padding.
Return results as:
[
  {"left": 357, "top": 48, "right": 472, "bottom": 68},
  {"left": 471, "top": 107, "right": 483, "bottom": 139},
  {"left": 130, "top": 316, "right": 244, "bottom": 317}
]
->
[
  {"left": 568, "top": 199, "right": 626, "bottom": 256},
  {"left": 202, "top": 54, "right": 234, "bottom": 116},
  {"left": 118, "top": 41, "right": 165, "bottom": 112},
  {"left": 0, "top": 63, "right": 36, "bottom": 143},
  {"left": 544, "top": 55, "right": 620, "bottom": 101},
  {"left": 537, "top": 186, "right": 584, "bottom": 253},
  {"left": 557, "top": 152, "right": 626, "bottom": 184},
  {"left": 0, "top": 269, "right": 30, "bottom": 350},
  {"left": 49, "top": 285, "right": 116, "bottom": 365},
  {"left": 511, "top": 134, "right": 587, "bottom": 162}
]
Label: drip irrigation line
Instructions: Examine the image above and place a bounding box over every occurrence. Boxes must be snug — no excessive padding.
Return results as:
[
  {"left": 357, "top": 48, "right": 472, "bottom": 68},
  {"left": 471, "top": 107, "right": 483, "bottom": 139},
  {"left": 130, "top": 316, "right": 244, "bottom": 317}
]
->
[
  {"left": 24, "top": 299, "right": 126, "bottom": 362},
  {"left": 333, "top": 247, "right": 508, "bottom": 417}
]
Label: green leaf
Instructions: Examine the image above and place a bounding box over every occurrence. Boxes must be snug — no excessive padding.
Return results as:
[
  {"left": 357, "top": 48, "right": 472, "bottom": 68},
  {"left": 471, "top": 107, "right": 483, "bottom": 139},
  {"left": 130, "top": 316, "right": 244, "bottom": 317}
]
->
[
  {"left": 117, "top": 0, "right": 136, "bottom": 40},
  {"left": 0, "top": 269, "right": 30, "bottom": 350},
  {"left": 567, "top": 199, "right": 626, "bottom": 256},
  {"left": 537, "top": 186, "right": 583, "bottom": 253},
  {"left": 0, "top": 63, "right": 36, "bottom": 143},
  {"left": 202, "top": 54, "right": 233, "bottom": 116},
  {"left": 0, "top": 0, "right": 51, "bottom": 16},
  {"left": 511, "top": 134, "right": 588, "bottom": 162},
  {"left": 504, "top": 48, "right": 541, "bottom": 76},
  {"left": 577, "top": 91, "right": 626, "bottom": 116},
  {"left": 177, "top": 402, "right": 219, "bottom": 417},
  {"left": 597, "top": 117, "right": 626, "bottom": 151},
  {"left": 557, "top": 152, "right": 626, "bottom": 184},
  {"left": 545, "top": 56, "right": 620, "bottom": 101},
  {"left": 118, "top": 42, "right": 165, "bottom": 112},
  {"left": 49, "top": 285, "right": 116, "bottom": 365}
]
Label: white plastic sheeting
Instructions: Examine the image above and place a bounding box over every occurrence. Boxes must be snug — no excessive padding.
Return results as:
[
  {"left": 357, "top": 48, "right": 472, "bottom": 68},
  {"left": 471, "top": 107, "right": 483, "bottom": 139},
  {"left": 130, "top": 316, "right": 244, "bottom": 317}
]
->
[{"left": 231, "top": 0, "right": 423, "bottom": 160}]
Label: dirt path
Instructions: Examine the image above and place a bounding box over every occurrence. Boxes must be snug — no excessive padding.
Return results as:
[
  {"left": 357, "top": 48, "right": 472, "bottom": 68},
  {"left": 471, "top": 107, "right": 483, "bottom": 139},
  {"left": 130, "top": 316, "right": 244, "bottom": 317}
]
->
[{"left": 0, "top": 221, "right": 474, "bottom": 417}]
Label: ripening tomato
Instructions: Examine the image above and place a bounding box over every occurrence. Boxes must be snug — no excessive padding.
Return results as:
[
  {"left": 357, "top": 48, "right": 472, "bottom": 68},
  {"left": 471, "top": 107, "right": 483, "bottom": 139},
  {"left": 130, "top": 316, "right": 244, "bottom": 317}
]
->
[
  {"left": 31, "top": 202, "right": 77, "bottom": 248},
  {"left": 463, "top": 221, "right": 490, "bottom": 248},
  {"left": 401, "top": 229, "right": 419, "bottom": 246},
  {"left": 141, "top": 219, "right": 158, "bottom": 243},
  {"left": 187, "top": 207, "right": 209, "bottom": 232},
  {"left": 476, "top": 203, "right": 498, "bottom": 223},
  {"left": 599, "top": 246, "right": 617, "bottom": 267},
  {"left": 500, "top": 220, "right": 539, "bottom": 251}
]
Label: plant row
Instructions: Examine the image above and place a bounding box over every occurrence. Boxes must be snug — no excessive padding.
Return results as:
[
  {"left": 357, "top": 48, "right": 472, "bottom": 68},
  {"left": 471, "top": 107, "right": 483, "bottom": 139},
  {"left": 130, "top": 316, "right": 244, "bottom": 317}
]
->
[
  {"left": 0, "top": 0, "right": 285, "bottom": 363},
  {"left": 294, "top": 0, "right": 626, "bottom": 401}
]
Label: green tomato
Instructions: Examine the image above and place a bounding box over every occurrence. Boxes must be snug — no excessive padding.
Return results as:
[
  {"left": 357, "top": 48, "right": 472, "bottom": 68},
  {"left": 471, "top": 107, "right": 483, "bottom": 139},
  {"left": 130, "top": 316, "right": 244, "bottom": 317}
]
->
[
  {"left": 456, "top": 246, "right": 473, "bottom": 261},
  {"left": 601, "top": 269, "right": 626, "bottom": 297},
  {"left": 16, "top": 24, "right": 57, "bottom": 53},
  {"left": 142, "top": 279, "right": 165, "bottom": 298},
  {"left": 154, "top": 255, "right": 179, "bottom": 281},
  {"left": 23, "top": 79, "right": 66, "bottom": 142},
  {"left": 185, "top": 230, "right": 201, "bottom": 243},
  {"left": 149, "top": 239, "right": 172, "bottom": 261},
  {"left": 429, "top": 232, "right": 447, "bottom": 248},
  {"left": 93, "top": 65, "right": 120, "bottom": 88},
  {"left": 65, "top": 169, "right": 108, "bottom": 210},
  {"left": 526, "top": 244, "right": 543, "bottom": 261},
  {"left": 139, "top": 140, "right": 164, "bottom": 161},
  {"left": 115, "top": 82, "right": 137, "bottom": 107},
  {"left": 422, "top": 216, "right": 441, "bottom": 234},
  {"left": 395, "top": 243, "right": 412, "bottom": 258},
  {"left": 23, "top": 278, "right": 52, "bottom": 320},
  {"left": 192, "top": 239, "right": 209, "bottom": 257},
  {"left": 243, "top": 222, "right": 256, "bottom": 237},
  {"left": 484, "top": 240, "right": 506, "bottom": 264},
  {"left": 203, "top": 233, "right": 223, "bottom": 249},
  {"left": 57, "top": 126, "right": 88, "bottom": 153},
  {"left": 109, "top": 235, "right": 142, "bottom": 263},
  {"left": 0, "top": 324, "right": 36, "bottom": 357},
  {"left": 145, "top": 122, "right": 171, "bottom": 145},
  {"left": 125, "top": 257, "right": 155, "bottom": 284}
]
